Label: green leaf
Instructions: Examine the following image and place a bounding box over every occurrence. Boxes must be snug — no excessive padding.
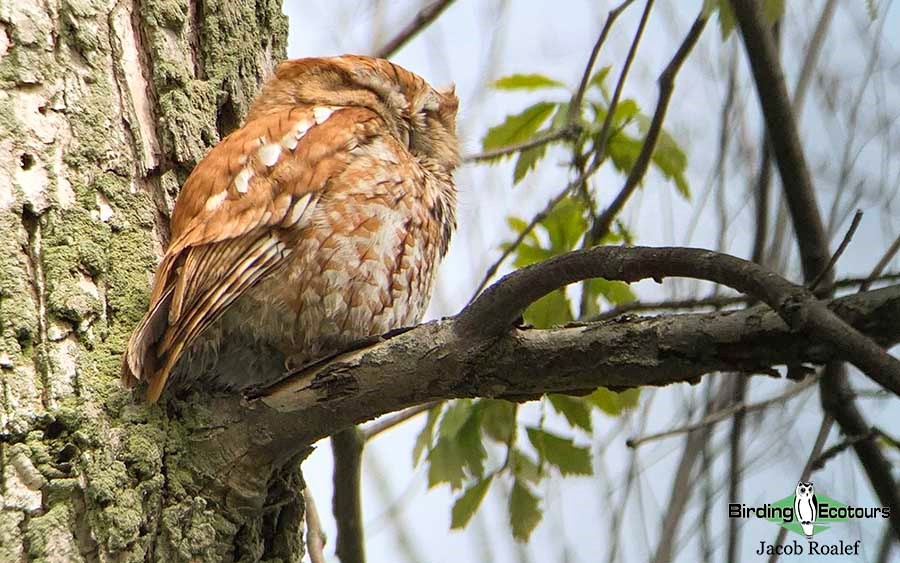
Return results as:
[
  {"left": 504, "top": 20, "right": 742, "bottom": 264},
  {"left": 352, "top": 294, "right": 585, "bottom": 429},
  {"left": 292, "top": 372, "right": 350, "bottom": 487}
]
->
[
  {"left": 526, "top": 427, "right": 593, "bottom": 476},
  {"left": 585, "top": 278, "right": 636, "bottom": 307},
  {"left": 865, "top": 0, "right": 878, "bottom": 21},
  {"left": 492, "top": 73, "right": 565, "bottom": 91},
  {"left": 612, "top": 99, "right": 640, "bottom": 125},
  {"left": 588, "top": 66, "right": 612, "bottom": 92},
  {"left": 607, "top": 132, "right": 642, "bottom": 173},
  {"left": 523, "top": 289, "right": 572, "bottom": 329},
  {"left": 427, "top": 436, "right": 467, "bottom": 490},
  {"left": 587, "top": 386, "right": 641, "bottom": 416},
  {"left": 506, "top": 216, "right": 541, "bottom": 247},
  {"left": 763, "top": 0, "right": 785, "bottom": 23},
  {"left": 651, "top": 131, "right": 690, "bottom": 198},
  {"left": 509, "top": 448, "right": 542, "bottom": 483},
  {"left": 457, "top": 409, "right": 487, "bottom": 478},
  {"left": 510, "top": 448, "right": 542, "bottom": 483},
  {"left": 482, "top": 399, "right": 516, "bottom": 443},
  {"left": 702, "top": 0, "right": 736, "bottom": 39},
  {"left": 482, "top": 102, "right": 557, "bottom": 152},
  {"left": 413, "top": 405, "right": 440, "bottom": 466},
  {"left": 548, "top": 394, "right": 593, "bottom": 432},
  {"left": 541, "top": 196, "right": 587, "bottom": 253},
  {"left": 509, "top": 480, "right": 542, "bottom": 541},
  {"left": 508, "top": 242, "right": 555, "bottom": 269},
  {"left": 439, "top": 399, "right": 472, "bottom": 439},
  {"left": 451, "top": 475, "right": 494, "bottom": 529},
  {"left": 513, "top": 143, "right": 548, "bottom": 184}
]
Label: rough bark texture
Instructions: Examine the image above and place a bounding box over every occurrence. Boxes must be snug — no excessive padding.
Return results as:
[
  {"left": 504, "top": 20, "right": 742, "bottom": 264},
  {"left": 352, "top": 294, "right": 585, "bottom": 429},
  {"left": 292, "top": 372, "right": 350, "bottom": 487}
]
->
[{"left": 0, "top": 0, "right": 293, "bottom": 560}]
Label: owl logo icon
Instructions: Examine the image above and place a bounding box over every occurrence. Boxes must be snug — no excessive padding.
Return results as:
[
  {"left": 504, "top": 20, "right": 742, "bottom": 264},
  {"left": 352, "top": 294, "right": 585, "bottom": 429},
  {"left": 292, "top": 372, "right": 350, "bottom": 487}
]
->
[{"left": 793, "top": 481, "right": 818, "bottom": 539}]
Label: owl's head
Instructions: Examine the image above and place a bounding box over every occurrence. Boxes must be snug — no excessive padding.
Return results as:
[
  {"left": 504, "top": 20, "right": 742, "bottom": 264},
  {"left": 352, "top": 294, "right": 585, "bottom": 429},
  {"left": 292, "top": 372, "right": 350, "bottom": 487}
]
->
[
  {"left": 249, "top": 55, "right": 459, "bottom": 173},
  {"left": 795, "top": 481, "right": 814, "bottom": 498}
]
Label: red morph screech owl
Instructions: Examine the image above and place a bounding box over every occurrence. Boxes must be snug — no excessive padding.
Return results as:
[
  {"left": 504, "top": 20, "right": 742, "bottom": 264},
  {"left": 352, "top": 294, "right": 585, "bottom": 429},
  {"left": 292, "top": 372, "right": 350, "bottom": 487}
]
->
[{"left": 121, "top": 55, "right": 459, "bottom": 402}]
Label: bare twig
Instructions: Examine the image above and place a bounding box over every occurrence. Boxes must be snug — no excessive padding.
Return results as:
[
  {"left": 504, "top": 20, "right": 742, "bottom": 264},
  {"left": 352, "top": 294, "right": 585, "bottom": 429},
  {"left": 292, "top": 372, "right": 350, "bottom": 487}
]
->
[
  {"left": 362, "top": 402, "right": 437, "bottom": 440},
  {"left": 651, "top": 383, "right": 732, "bottom": 563},
  {"left": 809, "top": 209, "right": 863, "bottom": 291},
  {"left": 463, "top": 127, "right": 576, "bottom": 163},
  {"left": 627, "top": 375, "right": 818, "bottom": 448},
  {"left": 467, "top": 166, "right": 595, "bottom": 301},
  {"left": 863, "top": 233, "right": 900, "bottom": 291},
  {"left": 303, "top": 488, "right": 327, "bottom": 563},
  {"left": 569, "top": 0, "right": 637, "bottom": 121},
  {"left": 580, "top": 0, "right": 650, "bottom": 162},
  {"left": 374, "top": 0, "right": 457, "bottom": 59},
  {"left": 589, "top": 12, "right": 708, "bottom": 241},
  {"left": 810, "top": 429, "right": 881, "bottom": 472},
  {"left": 820, "top": 370, "right": 900, "bottom": 539},
  {"left": 730, "top": 0, "right": 830, "bottom": 282},
  {"left": 332, "top": 427, "right": 366, "bottom": 563}
]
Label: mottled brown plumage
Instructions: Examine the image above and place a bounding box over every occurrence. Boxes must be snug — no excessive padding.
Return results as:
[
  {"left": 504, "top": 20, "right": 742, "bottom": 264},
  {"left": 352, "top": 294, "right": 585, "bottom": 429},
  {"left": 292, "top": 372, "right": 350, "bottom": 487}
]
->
[{"left": 122, "top": 55, "right": 459, "bottom": 402}]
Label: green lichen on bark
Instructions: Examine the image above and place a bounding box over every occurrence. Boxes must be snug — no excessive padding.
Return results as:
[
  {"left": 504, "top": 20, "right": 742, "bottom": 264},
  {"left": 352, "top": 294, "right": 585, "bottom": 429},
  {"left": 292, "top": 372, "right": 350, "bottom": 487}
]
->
[{"left": 1, "top": 0, "right": 295, "bottom": 559}]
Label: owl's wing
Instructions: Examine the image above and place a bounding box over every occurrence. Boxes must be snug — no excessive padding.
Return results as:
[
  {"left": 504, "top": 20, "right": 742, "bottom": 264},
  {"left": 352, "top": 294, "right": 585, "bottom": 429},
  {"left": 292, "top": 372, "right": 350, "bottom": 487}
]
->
[{"left": 123, "top": 105, "right": 385, "bottom": 402}]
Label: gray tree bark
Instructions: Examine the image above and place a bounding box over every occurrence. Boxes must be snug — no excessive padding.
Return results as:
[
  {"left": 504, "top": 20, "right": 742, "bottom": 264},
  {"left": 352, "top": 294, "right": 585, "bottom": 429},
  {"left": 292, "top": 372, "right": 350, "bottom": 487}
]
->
[{"left": 0, "top": 0, "right": 301, "bottom": 560}]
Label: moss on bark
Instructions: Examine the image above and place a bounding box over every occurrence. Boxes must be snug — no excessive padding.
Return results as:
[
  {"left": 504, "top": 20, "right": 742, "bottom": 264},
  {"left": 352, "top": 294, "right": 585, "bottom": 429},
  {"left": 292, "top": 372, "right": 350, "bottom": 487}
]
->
[{"left": 1, "top": 0, "right": 296, "bottom": 560}]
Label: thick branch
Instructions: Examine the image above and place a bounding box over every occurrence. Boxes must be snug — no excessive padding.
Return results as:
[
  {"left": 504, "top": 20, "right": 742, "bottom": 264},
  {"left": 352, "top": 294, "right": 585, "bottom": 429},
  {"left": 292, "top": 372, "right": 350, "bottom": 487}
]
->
[
  {"left": 177, "top": 253, "right": 900, "bottom": 520},
  {"left": 210, "top": 282, "right": 899, "bottom": 452}
]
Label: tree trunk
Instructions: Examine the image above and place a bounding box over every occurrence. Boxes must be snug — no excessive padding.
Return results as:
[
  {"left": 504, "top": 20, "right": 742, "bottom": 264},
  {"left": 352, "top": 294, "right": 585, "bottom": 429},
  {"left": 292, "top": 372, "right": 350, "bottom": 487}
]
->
[{"left": 0, "top": 1, "right": 306, "bottom": 560}]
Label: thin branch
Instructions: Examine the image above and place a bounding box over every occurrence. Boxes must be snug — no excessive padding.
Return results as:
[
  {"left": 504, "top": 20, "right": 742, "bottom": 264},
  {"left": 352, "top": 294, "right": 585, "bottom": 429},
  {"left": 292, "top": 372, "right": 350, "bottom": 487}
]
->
[
  {"left": 651, "top": 383, "right": 731, "bottom": 563},
  {"left": 730, "top": 0, "right": 830, "bottom": 282},
  {"left": 362, "top": 402, "right": 436, "bottom": 440},
  {"left": 810, "top": 429, "right": 881, "bottom": 472},
  {"left": 627, "top": 376, "right": 818, "bottom": 448},
  {"left": 466, "top": 0, "right": 641, "bottom": 296},
  {"left": 863, "top": 232, "right": 900, "bottom": 291},
  {"left": 457, "top": 246, "right": 900, "bottom": 396},
  {"left": 809, "top": 209, "right": 863, "bottom": 291},
  {"left": 583, "top": 0, "right": 652, "bottom": 168},
  {"left": 467, "top": 166, "right": 595, "bottom": 301},
  {"left": 820, "top": 370, "right": 900, "bottom": 539},
  {"left": 463, "top": 127, "right": 576, "bottom": 163},
  {"left": 569, "top": 0, "right": 637, "bottom": 121},
  {"left": 303, "top": 488, "right": 327, "bottom": 563},
  {"left": 589, "top": 11, "right": 708, "bottom": 242},
  {"left": 332, "top": 427, "right": 366, "bottom": 563},
  {"left": 588, "top": 271, "right": 900, "bottom": 321},
  {"left": 374, "top": 0, "right": 457, "bottom": 59}
]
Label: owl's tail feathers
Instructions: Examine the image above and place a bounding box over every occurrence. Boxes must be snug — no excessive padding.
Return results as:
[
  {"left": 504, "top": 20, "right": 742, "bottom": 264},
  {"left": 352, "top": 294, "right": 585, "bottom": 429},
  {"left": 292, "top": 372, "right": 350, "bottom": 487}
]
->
[{"left": 121, "top": 286, "right": 175, "bottom": 402}]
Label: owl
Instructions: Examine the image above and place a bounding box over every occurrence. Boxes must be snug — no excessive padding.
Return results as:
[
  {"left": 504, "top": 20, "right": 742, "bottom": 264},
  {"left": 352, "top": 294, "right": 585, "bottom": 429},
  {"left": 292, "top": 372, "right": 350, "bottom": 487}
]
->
[
  {"left": 122, "top": 55, "right": 459, "bottom": 402},
  {"left": 793, "top": 481, "right": 817, "bottom": 539}
]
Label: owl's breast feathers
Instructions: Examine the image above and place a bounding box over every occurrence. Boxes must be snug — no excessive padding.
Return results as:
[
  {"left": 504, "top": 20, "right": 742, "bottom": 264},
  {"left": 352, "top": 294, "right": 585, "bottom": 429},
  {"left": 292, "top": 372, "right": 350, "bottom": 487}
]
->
[{"left": 123, "top": 104, "right": 455, "bottom": 402}]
